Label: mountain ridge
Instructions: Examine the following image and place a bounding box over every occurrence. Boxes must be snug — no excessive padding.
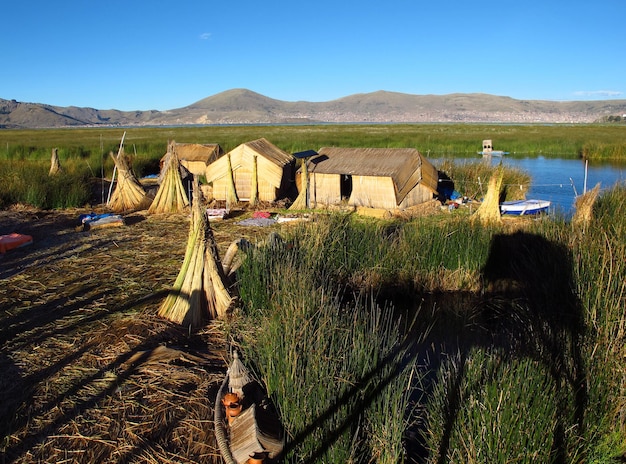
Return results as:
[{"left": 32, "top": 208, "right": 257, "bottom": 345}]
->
[{"left": 2, "top": 89, "right": 626, "bottom": 129}]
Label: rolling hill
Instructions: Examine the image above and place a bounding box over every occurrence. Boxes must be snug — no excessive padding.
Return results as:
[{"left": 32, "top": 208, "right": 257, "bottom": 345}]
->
[{"left": 2, "top": 89, "right": 625, "bottom": 129}]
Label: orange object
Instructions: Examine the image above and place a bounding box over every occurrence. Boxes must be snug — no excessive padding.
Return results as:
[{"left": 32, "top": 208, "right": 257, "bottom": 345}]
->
[
  {"left": 226, "top": 402, "right": 243, "bottom": 425},
  {"left": 0, "top": 233, "right": 33, "bottom": 253},
  {"left": 247, "top": 452, "right": 267, "bottom": 463},
  {"left": 221, "top": 392, "right": 240, "bottom": 408}
]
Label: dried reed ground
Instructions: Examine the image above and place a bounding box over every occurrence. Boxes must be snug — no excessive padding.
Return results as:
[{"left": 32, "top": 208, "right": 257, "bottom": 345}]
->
[
  {"left": 0, "top": 201, "right": 542, "bottom": 463},
  {"left": 0, "top": 205, "right": 274, "bottom": 463}
]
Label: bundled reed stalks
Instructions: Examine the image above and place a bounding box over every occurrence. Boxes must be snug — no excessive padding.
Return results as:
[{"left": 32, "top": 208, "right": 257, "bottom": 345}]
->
[
  {"left": 108, "top": 135, "right": 150, "bottom": 212},
  {"left": 49, "top": 148, "right": 62, "bottom": 175},
  {"left": 158, "top": 178, "right": 233, "bottom": 328},
  {"left": 471, "top": 163, "right": 503, "bottom": 225},
  {"left": 290, "top": 158, "right": 309, "bottom": 210},
  {"left": 572, "top": 182, "right": 601, "bottom": 229},
  {"left": 249, "top": 155, "right": 258, "bottom": 207},
  {"left": 149, "top": 141, "right": 190, "bottom": 214},
  {"left": 225, "top": 154, "right": 239, "bottom": 208}
]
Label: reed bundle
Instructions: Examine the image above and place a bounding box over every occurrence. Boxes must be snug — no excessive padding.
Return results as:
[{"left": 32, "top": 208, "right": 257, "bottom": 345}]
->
[
  {"left": 158, "top": 179, "right": 233, "bottom": 327},
  {"left": 249, "top": 154, "right": 258, "bottom": 207},
  {"left": 471, "top": 163, "right": 503, "bottom": 224},
  {"left": 149, "top": 141, "right": 190, "bottom": 214},
  {"left": 49, "top": 148, "right": 62, "bottom": 175},
  {"left": 290, "top": 159, "right": 309, "bottom": 210},
  {"left": 109, "top": 139, "right": 150, "bottom": 212},
  {"left": 225, "top": 154, "right": 239, "bottom": 208},
  {"left": 572, "top": 183, "right": 601, "bottom": 229},
  {"left": 222, "top": 237, "right": 252, "bottom": 279}
]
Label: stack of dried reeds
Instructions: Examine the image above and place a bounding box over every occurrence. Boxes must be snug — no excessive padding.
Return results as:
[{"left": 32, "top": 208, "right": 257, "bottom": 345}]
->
[
  {"left": 249, "top": 155, "right": 259, "bottom": 207},
  {"left": 49, "top": 148, "right": 62, "bottom": 175},
  {"left": 108, "top": 136, "right": 150, "bottom": 212},
  {"left": 572, "top": 182, "right": 601, "bottom": 229},
  {"left": 472, "top": 163, "right": 504, "bottom": 225},
  {"left": 225, "top": 154, "right": 239, "bottom": 208},
  {"left": 149, "top": 141, "right": 190, "bottom": 214},
  {"left": 290, "top": 158, "right": 309, "bottom": 210},
  {"left": 158, "top": 178, "right": 233, "bottom": 328}
]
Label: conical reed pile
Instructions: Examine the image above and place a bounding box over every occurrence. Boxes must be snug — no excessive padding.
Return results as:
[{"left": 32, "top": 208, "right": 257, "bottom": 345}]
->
[
  {"left": 472, "top": 163, "right": 504, "bottom": 225},
  {"left": 290, "top": 158, "right": 309, "bottom": 210},
  {"left": 49, "top": 148, "right": 62, "bottom": 175},
  {"left": 225, "top": 154, "right": 239, "bottom": 208},
  {"left": 158, "top": 178, "right": 233, "bottom": 328},
  {"left": 572, "top": 182, "right": 601, "bottom": 229},
  {"left": 149, "top": 141, "right": 190, "bottom": 214},
  {"left": 289, "top": 159, "right": 309, "bottom": 209},
  {"left": 108, "top": 138, "right": 149, "bottom": 212}
]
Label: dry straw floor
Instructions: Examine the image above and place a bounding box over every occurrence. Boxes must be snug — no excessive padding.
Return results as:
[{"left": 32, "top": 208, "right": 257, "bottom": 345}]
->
[{"left": 0, "top": 206, "right": 271, "bottom": 463}]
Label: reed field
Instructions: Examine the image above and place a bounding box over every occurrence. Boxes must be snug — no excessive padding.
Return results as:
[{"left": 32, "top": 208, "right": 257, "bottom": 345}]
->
[
  {"left": 1, "top": 124, "right": 625, "bottom": 462},
  {"left": 231, "top": 186, "right": 625, "bottom": 463},
  {"left": 2, "top": 123, "right": 622, "bottom": 209}
]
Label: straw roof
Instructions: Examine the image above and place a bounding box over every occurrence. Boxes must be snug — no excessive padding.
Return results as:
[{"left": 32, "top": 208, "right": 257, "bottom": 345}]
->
[
  {"left": 310, "top": 147, "right": 439, "bottom": 205},
  {"left": 240, "top": 138, "right": 293, "bottom": 166},
  {"left": 175, "top": 143, "right": 222, "bottom": 163}
]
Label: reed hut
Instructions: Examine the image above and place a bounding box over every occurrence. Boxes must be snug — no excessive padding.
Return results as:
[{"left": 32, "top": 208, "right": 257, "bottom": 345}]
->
[
  {"left": 296, "top": 147, "right": 439, "bottom": 211},
  {"left": 163, "top": 143, "right": 222, "bottom": 177},
  {"left": 205, "top": 138, "right": 295, "bottom": 203}
]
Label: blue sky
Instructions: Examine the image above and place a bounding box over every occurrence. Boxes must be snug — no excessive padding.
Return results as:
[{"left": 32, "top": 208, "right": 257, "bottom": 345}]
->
[{"left": 2, "top": 0, "right": 624, "bottom": 110}]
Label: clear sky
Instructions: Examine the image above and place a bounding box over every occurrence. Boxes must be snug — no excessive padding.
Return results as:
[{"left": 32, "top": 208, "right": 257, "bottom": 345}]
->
[{"left": 2, "top": 0, "right": 624, "bottom": 111}]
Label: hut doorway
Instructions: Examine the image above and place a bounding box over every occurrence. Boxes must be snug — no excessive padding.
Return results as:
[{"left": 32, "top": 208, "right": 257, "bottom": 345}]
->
[{"left": 340, "top": 174, "right": 353, "bottom": 200}]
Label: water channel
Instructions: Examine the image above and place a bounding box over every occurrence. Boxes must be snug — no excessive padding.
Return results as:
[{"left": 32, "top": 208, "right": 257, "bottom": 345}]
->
[{"left": 433, "top": 156, "right": 626, "bottom": 215}]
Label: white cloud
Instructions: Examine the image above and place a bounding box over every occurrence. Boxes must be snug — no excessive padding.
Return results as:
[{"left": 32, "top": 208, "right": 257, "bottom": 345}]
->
[
  {"left": 573, "top": 90, "right": 623, "bottom": 98},
  {"left": 200, "top": 32, "right": 211, "bottom": 40}
]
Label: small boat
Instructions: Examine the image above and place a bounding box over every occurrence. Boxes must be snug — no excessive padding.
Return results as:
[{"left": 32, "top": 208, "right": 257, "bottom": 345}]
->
[
  {"left": 500, "top": 199, "right": 551, "bottom": 215},
  {"left": 478, "top": 139, "right": 509, "bottom": 157},
  {"left": 215, "top": 352, "right": 285, "bottom": 464}
]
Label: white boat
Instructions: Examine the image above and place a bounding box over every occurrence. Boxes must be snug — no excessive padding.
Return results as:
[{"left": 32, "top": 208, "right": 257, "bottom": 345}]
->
[
  {"left": 478, "top": 150, "right": 509, "bottom": 157},
  {"left": 500, "top": 199, "right": 551, "bottom": 215}
]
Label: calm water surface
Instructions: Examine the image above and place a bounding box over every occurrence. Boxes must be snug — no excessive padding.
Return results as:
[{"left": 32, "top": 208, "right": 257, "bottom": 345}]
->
[{"left": 434, "top": 156, "right": 626, "bottom": 215}]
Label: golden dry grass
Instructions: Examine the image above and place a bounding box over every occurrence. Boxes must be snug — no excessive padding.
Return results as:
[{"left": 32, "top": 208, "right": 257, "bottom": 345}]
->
[{"left": 0, "top": 205, "right": 277, "bottom": 463}]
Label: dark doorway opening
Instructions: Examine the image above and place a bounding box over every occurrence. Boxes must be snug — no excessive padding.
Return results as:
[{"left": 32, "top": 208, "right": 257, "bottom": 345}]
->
[{"left": 340, "top": 174, "right": 352, "bottom": 200}]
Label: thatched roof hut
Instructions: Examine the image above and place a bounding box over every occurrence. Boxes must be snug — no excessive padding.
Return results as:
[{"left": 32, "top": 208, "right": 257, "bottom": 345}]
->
[
  {"left": 205, "top": 138, "right": 294, "bottom": 203},
  {"left": 297, "top": 147, "right": 439, "bottom": 210},
  {"left": 171, "top": 143, "right": 223, "bottom": 177}
]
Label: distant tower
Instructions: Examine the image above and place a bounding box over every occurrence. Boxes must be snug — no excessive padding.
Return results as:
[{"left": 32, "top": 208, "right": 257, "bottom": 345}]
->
[{"left": 482, "top": 139, "right": 493, "bottom": 155}]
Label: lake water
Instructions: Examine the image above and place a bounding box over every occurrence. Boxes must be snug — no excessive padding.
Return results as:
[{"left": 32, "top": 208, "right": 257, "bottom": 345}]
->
[{"left": 433, "top": 156, "right": 626, "bottom": 215}]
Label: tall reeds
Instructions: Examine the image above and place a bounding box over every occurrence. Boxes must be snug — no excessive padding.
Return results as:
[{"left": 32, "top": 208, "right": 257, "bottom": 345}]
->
[
  {"left": 235, "top": 220, "right": 429, "bottom": 462},
  {"left": 569, "top": 184, "right": 626, "bottom": 457},
  {"left": 231, "top": 185, "right": 626, "bottom": 462}
]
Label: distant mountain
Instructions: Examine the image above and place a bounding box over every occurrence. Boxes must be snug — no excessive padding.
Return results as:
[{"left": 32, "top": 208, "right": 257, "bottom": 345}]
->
[{"left": 2, "top": 89, "right": 626, "bottom": 129}]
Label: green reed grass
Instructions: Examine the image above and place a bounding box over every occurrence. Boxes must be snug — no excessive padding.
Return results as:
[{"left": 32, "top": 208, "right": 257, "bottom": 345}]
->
[
  {"left": 2, "top": 124, "right": 625, "bottom": 165},
  {"left": 425, "top": 348, "right": 560, "bottom": 463},
  {"left": 435, "top": 159, "right": 532, "bottom": 201},
  {"left": 0, "top": 160, "right": 91, "bottom": 209},
  {"left": 234, "top": 225, "right": 428, "bottom": 463},
  {"left": 230, "top": 184, "right": 626, "bottom": 462},
  {"left": 568, "top": 184, "right": 626, "bottom": 459}
]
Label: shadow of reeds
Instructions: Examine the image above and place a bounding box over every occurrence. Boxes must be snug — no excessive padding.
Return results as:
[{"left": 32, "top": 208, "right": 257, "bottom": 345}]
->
[
  {"left": 424, "top": 231, "right": 586, "bottom": 463},
  {"left": 0, "top": 284, "right": 227, "bottom": 464},
  {"left": 275, "top": 230, "right": 586, "bottom": 463}
]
